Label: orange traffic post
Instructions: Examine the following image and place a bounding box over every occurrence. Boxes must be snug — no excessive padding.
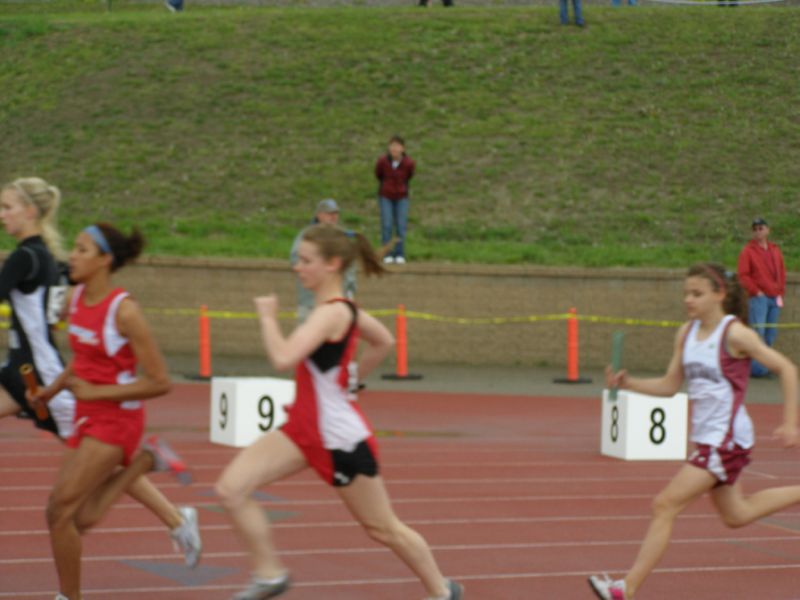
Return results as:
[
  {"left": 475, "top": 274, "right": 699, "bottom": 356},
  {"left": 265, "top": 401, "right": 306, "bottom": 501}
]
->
[
  {"left": 553, "top": 307, "right": 592, "bottom": 384},
  {"left": 198, "top": 304, "right": 212, "bottom": 380},
  {"left": 382, "top": 304, "right": 423, "bottom": 381}
]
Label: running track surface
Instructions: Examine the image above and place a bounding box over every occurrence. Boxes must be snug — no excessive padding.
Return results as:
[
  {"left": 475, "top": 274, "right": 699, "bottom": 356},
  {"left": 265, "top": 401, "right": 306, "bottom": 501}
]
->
[{"left": 2, "top": 384, "right": 800, "bottom": 599}]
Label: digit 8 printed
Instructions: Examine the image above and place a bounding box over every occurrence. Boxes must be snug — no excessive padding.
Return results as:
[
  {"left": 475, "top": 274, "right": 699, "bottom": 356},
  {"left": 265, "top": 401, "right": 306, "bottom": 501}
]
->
[
  {"left": 610, "top": 405, "right": 619, "bottom": 442},
  {"left": 649, "top": 408, "right": 666, "bottom": 445}
]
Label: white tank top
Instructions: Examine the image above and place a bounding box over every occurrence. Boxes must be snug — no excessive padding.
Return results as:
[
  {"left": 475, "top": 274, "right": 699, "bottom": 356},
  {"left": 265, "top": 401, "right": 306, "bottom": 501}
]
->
[{"left": 682, "top": 315, "right": 753, "bottom": 449}]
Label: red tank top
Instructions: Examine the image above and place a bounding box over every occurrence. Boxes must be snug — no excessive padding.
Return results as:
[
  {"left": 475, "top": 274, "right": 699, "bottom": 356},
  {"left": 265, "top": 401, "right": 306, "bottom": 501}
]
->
[{"left": 68, "top": 286, "right": 142, "bottom": 415}]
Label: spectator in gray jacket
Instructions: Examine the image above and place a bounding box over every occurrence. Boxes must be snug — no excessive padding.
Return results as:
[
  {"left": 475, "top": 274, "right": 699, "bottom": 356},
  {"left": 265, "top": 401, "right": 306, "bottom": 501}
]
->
[{"left": 290, "top": 199, "right": 357, "bottom": 323}]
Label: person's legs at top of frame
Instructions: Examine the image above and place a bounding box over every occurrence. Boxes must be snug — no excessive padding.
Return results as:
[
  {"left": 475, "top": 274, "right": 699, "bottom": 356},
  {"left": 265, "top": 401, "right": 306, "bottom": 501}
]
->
[
  {"left": 559, "top": 0, "right": 571, "bottom": 24},
  {"left": 573, "top": 0, "right": 585, "bottom": 26},
  {"left": 378, "top": 196, "right": 395, "bottom": 264},
  {"left": 393, "top": 197, "right": 409, "bottom": 263},
  {"left": 749, "top": 294, "right": 770, "bottom": 377}
]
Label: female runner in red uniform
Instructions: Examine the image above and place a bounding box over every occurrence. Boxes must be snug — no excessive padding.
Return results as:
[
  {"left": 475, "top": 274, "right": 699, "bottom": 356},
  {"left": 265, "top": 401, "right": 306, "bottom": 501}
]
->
[
  {"left": 31, "top": 222, "right": 192, "bottom": 600},
  {"left": 0, "top": 180, "right": 201, "bottom": 573},
  {"left": 216, "top": 224, "right": 463, "bottom": 600}
]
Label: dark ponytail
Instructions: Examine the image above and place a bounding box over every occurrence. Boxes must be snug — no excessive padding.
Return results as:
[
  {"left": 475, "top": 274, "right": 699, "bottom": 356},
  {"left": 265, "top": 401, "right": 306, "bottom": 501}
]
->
[
  {"left": 95, "top": 222, "right": 145, "bottom": 272},
  {"left": 686, "top": 263, "right": 748, "bottom": 323}
]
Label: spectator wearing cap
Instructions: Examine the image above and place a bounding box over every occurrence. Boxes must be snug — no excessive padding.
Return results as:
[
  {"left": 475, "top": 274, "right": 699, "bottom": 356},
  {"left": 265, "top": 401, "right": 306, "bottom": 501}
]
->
[
  {"left": 375, "top": 135, "right": 415, "bottom": 264},
  {"left": 737, "top": 217, "right": 786, "bottom": 377},
  {"left": 290, "top": 199, "right": 357, "bottom": 322}
]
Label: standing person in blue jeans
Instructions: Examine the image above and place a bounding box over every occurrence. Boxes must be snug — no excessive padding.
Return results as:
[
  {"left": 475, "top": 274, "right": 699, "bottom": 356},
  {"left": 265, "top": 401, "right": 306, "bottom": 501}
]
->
[
  {"left": 560, "top": 0, "right": 585, "bottom": 27},
  {"left": 737, "top": 217, "right": 786, "bottom": 378},
  {"left": 375, "top": 135, "right": 415, "bottom": 265}
]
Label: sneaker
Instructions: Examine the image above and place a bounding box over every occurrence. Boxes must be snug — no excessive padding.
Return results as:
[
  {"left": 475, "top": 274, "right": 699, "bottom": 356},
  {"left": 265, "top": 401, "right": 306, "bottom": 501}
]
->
[
  {"left": 171, "top": 506, "right": 202, "bottom": 568},
  {"left": 425, "top": 579, "right": 463, "bottom": 600},
  {"left": 142, "top": 435, "right": 192, "bottom": 484},
  {"left": 55, "top": 595, "right": 70, "bottom": 600},
  {"left": 383, "top": 256, "right": 395, "bottom": 264},
  {"left": 395, "top": 256, "right": 407, "bottom": 264},
  {"left": 446, "top": 579, "right": 464, "bottom": 599},
  {"left": 231, "top": 573, "right": 291, "bottom": 600},
  {"left": 165, "top": 0, "right": 183, "bottom": 11},
  {"left": 588, "top": 574, "right": 627, "bottom": 600}
]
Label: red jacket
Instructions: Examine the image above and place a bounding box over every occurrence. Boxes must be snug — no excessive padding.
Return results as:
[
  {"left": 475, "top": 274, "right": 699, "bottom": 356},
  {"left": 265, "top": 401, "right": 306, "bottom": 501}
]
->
[
  {"left": 737, "top": 240, "right": 785, "bottom": 298},
  {"left": 375, "top": 154, "right": 415, "bottom": 200}
]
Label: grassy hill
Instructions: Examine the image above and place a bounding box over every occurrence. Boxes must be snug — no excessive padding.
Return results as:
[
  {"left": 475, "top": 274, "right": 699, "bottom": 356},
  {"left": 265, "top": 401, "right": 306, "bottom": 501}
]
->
[{"left": 1, "top": 1, "right": 798, "bottom": 267}]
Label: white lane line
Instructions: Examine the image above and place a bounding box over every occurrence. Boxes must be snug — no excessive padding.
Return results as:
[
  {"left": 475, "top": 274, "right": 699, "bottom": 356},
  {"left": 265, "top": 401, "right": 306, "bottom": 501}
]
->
[
  {"left": 0, "top": 476, "right": 683, "bottom": 491},
  {"left": 3, "top": 535, "right": 800, "bottom": 565},
  {"left": 2, "top": 511, "right": 783, "bottom": 536},
  {"left": 0, "top": 492, "right": 657, "bottom": 506},
  {"left": 2, "top": 563, "right": 800, "bottom": 597}
]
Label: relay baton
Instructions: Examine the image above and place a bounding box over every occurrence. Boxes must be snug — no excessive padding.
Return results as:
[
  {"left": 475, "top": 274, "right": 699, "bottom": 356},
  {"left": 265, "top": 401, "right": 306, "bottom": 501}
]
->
[
  {"left": 610, "top": 331, "right": 624, "bottom": 401},
  {"left": 19, "top": 364, "right": 49, "bottom": 420}
]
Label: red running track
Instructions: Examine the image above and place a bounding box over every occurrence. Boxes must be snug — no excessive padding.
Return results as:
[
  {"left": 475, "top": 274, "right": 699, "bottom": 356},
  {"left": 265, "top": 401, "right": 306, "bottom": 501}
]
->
[{"left": 2, "top": 384, "right": 800, "bottom": 599}]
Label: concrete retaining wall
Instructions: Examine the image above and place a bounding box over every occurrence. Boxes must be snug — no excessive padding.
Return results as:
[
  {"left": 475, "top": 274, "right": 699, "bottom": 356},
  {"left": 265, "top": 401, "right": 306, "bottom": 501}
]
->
[{"left": 92, "top": 257, "right": 800, "bottom": 371}]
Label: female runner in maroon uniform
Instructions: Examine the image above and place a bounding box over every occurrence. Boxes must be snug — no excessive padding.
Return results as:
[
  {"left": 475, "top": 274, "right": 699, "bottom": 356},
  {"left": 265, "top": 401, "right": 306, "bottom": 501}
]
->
[
  {"left": 216, "top": 224, "right": 463, "bottom": 600},
  {"left": 589, "top": 264, "right": 800, "bottom": 600},
  {"left": 32, "top": 223, "right": 191, "bottom": 600}
]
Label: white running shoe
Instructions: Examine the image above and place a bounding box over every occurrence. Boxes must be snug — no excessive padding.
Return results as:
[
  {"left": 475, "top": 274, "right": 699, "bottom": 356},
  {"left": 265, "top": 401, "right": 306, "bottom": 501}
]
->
[
  {"left": 231, "top": 573, "right": 291, "bottom": 599},
  {"left": 395, "top": 256, "right": 407, "bottom": 264},
  {"left": 171, "top": 506, "right": 202, "bottom": 568},
  {"left": 55, "top": 595, "right": 70, "bottom": 600},
  {"left": 588, "top": 573, "right": 627, "bottom": 599},
  {"left": 383, "top": 256, "right": 395, "bottom": 264}
]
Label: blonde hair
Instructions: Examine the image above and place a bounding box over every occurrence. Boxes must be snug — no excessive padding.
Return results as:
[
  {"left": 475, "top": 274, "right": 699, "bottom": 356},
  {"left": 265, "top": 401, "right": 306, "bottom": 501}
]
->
[
  {"left": 302, "top": 224, "right": 386, "bottom": 277},
  {"left": 3, "top": 177, "right": 65, "bottom": 260}
]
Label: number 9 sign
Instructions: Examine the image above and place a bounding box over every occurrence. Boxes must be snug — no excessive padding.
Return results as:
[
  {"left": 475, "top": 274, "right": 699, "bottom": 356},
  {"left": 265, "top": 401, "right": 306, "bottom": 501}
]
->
[{"left": 210, "top": 377, "right": 295, "bottom": 448}]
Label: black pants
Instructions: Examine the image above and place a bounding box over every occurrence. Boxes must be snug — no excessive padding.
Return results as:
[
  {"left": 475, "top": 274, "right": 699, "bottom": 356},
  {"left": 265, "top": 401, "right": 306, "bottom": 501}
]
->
[{"left": 419, "top": 0, "right": 454, "bottom": 5}]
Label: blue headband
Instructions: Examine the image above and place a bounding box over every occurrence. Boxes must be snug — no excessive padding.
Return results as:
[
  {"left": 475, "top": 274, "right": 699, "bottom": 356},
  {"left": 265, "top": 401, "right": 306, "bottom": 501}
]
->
[{"left": 83, "top": 225, "right": 112, "bottom": 255}]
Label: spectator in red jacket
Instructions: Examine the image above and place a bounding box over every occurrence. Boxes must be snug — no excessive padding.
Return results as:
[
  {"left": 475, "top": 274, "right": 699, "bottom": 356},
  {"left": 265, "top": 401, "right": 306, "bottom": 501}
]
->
[
  {"left": 375, "top": 135, "right": 415, "bottom": 264},
  {"left": 737, "top": 217, "right": 786, "bottom": 377}
]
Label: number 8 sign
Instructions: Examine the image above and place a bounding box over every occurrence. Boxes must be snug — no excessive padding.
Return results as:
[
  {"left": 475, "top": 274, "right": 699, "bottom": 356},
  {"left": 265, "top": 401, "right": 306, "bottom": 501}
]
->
[
  {"left": 210, "top": 377, "right": 296, "bottom": 447},
  {"left": 601, "top": 389, "right": 688, "bottom": 461}
]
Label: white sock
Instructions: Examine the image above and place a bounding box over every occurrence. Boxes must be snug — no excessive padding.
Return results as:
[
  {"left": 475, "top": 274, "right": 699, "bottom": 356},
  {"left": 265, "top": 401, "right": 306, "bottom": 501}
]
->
[
  {"left": 426, "top": 589, "right": 451, "bottom": 600},
  {"left": 254, "top": 573, "right": 288, "bottom": 585}
]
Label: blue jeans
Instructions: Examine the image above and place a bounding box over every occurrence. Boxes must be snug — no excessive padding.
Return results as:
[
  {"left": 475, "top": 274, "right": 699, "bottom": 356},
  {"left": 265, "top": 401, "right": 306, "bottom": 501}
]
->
[
  {"left": 749, "top": 295, "right": 781, "bottom": 377},
  {"left": 611, "top": 0, "right": 637, "bottom": 5},
  {"left": 559, "top": 0, "right": 584, "bottom": 24},
  {"left": 378, "top": 196, "right": 408, "bottom": 259}
]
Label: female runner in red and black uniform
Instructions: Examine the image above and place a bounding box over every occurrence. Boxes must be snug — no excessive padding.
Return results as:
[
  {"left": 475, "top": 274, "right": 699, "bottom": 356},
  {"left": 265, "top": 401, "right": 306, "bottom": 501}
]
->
[
  {"left": 31, "top": 222, "right": 193, "bottom": 600},
  {"left": 216, "top": 224, "right": 463, "bottom": 600}
]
